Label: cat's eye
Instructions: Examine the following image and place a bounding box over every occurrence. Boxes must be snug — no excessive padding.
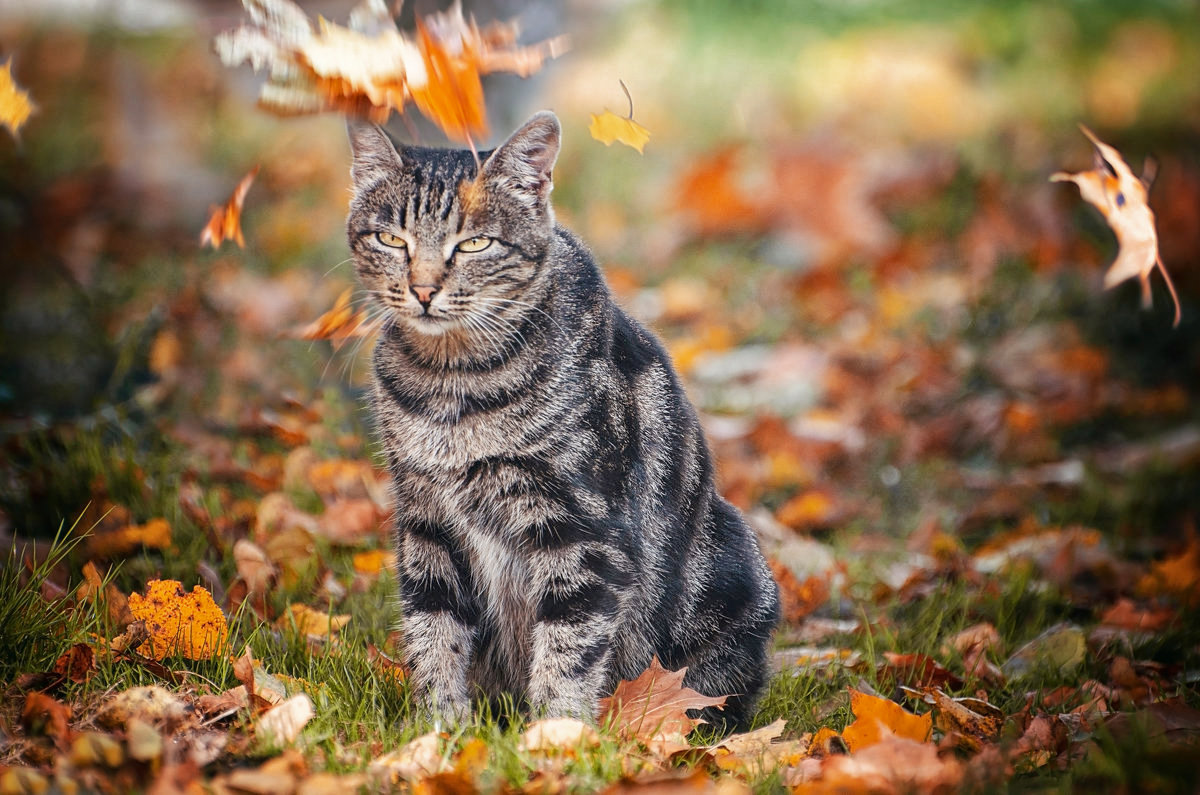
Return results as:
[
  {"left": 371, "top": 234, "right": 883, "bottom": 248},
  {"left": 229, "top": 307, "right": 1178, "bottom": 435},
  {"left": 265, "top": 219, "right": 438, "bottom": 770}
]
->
[
  {"left": 376, "top": 231, "right": 407, "bottom": 249},
  {"left": 456, "top": 236, "right": 493, "bottom": 254}
]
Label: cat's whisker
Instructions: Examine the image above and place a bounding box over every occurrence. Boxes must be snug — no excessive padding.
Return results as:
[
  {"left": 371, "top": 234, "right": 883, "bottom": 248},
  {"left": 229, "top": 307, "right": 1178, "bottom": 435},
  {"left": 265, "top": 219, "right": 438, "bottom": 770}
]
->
[{"left": 470, "top": 295, "right": 568, "bottom": 337}]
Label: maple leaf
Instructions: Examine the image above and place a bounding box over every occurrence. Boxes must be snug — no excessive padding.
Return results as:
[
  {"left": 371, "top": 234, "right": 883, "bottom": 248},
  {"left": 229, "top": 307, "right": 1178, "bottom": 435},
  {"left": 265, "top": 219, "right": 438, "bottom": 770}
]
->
[
  {"left": 598, "top": 657, "right": 727, "bottom": 741},
  {"left": 589, "top": 81, "right": 650, "bottom": 154},
  {"left": 200, "top": 165, "right": 259, "bottom": 249},
  {"left": 840, "top": 688, "right": 932, "bottom": 752},
  {"left": 214, "top": 0, "right": 565, "bottom": 143},
  {"left": 294, "top": 287, "right": 374, "bottom": 349},
  {"left": 1052, "top": 125, "right": 1180, "bottom": 326},
  {"left": 0, "top": 58, "right": 35, "bottom": 140},
  {"left": 127, "top": 579, "right": 229, "bottom": 660}
]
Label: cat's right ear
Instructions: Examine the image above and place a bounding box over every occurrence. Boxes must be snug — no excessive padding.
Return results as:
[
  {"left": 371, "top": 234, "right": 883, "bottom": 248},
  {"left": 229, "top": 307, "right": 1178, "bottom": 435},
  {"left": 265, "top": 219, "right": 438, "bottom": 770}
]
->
[{"left": 347, "top": 122, "right": 403, "bottom": 186}]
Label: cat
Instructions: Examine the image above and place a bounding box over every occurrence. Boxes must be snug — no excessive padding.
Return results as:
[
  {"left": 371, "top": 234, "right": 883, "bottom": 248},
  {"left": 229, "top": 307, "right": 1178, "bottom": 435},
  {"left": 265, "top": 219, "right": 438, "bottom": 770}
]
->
[{"left": 346, "top": 111, "right": 780, "bottom": 729}]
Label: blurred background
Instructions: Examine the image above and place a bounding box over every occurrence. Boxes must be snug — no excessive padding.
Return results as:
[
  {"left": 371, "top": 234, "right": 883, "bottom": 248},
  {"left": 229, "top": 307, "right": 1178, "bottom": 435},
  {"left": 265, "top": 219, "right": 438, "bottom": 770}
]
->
[{"left": 1, "top": 0, "right": 1198, "bottom": 566}]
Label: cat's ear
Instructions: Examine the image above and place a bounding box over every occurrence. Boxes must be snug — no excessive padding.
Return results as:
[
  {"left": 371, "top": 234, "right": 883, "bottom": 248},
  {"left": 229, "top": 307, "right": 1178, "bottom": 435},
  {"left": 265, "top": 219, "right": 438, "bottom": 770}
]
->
[
  {"left": 481, "top": 111, "right": 561, "bottom": 206},
  {"left": 347, "top": 122, "right": 404, "bottom": 186}
]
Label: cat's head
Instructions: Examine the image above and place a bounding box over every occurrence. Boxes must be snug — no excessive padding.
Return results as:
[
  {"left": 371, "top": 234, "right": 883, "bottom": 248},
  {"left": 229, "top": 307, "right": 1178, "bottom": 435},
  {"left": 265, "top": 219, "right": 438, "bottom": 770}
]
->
[{"left": 346, "top": 112, "right": 561, "bottom": 340}]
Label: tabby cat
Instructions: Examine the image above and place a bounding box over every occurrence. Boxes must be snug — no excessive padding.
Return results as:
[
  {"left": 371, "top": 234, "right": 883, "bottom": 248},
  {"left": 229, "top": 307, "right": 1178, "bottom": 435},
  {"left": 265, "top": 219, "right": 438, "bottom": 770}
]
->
[{"left": 346, "top": 111, "right": 780, "bottom": 728}]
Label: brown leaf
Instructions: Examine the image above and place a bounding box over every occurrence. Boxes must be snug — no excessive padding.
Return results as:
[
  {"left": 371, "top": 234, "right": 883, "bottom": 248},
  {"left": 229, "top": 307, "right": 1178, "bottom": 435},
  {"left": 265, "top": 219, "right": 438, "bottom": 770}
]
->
[
  {"left": 904, "top": 687, "right": 1003, "bottom": 753},
  {"left": 599, "top": 657, "right": 727, "bottom": 741},
  {"left": 1099, "top": 597, "right": 1175, "bottom": 631},
  {"left": 810, "top": 734, "right": 964, "bottom": 794},
  {"left": 22, "top": 692, "right": 72, "bottom": 751},
  {"left": 880, "top": 652, "right": 963, "bottom": 691},
  {"left": 256, "top": 693, "right": 314, "bottom": 745},
  {"left": 1052, "top": 125, "right": 1180, "bottom": 326},
  {"left": 200, "top": 166, "right": 259, "bottom": 249},
  {"left": 196, "top": 685, "right": 249, "bottom": 717},
  {"left": 52, "top": 643, "right": 96, "bottom": 684},
  {"left": 315, "top": 498, "right": 383, "bottom": 544},
  {"left": 85, "top": 517, "right": 173, "bottom": 559}
]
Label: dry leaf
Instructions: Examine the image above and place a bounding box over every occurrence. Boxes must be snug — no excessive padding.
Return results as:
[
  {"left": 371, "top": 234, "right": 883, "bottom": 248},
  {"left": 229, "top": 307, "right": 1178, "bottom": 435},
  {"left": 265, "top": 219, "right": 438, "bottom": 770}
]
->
[
  {"left": 234, "top": 538, "right": 277, "bottom": 595},
  {"left": 810, "top": 733, "right": 964, "bottom": 793},
  {"left": 599, "top": 657, "right": 727, "bottom": 741},
  {"left": 278, "top": 603, "right": 351, "bottom": 637},
  {"left": 369, "top": 731, "right": 449, "bottom": 784},
  {"left": 23, "top": 692, "right": 72, "bottom": 751},
  {"left": 1138, "top": 534, "right": 1200, "bottom": 605},
  {"left": 256, "top": 693, "right": 314, "bottom": 745},
  {"left": 1052, "top": 125, "right": 1180, "bottom": 326},
  {"left": 840, "top": 688, "right": 932, "bottom": 752},
  {"left": 52, "top": 643, "right": 96, "bottom": 684},
  {"left": 96, "top": 685, "right": 189, "bottom": 729},
  {"left": 127, "top": 579, "right": 229, "bottom": 660},
  {"left": 85, "top": 517, "right": 173, "bottom": 559},
  {"left": 71, "top": 732, "right": 125, "bottom": 768},
  {"left": 589, "top": 110, "right": 650, "bottom": 154},
  {"left": 903, "top": 687, "right": 1003, "bottom": 753},
  {"left": 519, "top": 717, "right": 601, "bottom": 753},
  {"left": 0, "top": 58, "right": 34, "bottom": 139},
  {"left": 294, "top": 288, "right": 373, "bottom": 350},
  {"left": 215, "top": 0, "right": 565, "bottom": 142},
  {"left": 200, "top": 165, "right": 259, "bottom": 249},
  {"left": 880, "top": 652, "right": 963, "bottom": 691}
]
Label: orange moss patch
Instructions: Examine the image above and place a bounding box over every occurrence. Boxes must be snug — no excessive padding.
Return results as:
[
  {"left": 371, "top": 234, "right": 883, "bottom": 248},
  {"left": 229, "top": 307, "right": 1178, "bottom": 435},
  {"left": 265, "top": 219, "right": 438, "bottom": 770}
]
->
[{"left": 127, "top": 580, "right": 228, "bottom": 660}]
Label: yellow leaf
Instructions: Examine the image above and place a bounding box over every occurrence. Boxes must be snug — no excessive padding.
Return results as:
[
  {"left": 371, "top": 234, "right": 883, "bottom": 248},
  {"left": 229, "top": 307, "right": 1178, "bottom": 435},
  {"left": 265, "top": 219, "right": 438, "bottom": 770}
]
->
[
  {"left": 0, "top": 59, "right": 35, "bottom": 139},
  {"left": 841, "top": 688, "right": 932, "bottom": 752},
  {"left": 279, "top": 603, "right": 351, "bottom": 637},
  {"left": 1052, "top": 125, "right": 1180, "bottom": 326},
  {"left": 85, "top": 518, "right": 173, "bottom": 559},
  {"left": 589, "top": 110, "right": 650, "bottom": 154},
  {"left": 127, "top": 580, "right": 228, "bottom": 661}
]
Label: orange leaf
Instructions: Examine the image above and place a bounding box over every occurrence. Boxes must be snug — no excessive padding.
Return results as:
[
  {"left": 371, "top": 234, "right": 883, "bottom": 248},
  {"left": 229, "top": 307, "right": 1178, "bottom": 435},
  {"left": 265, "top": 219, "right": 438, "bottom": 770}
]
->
[
  {"left": 0, "top": 58, "right": 35, "bottom": 139},
  {"left": 127, "top": 579, "right": 229, "bottom": 660},
  {"left": 294, "top": 288, "right": 373, "bottom": 350},
  {"left": 1138, "top": 535, "right": 1200, "bottom": 605},
  {"left": 1052, "top": 125, "right": 1180, "bottom": 326},
  {"left": 841, "top": 688, "right": 932, "bottom": 752},
  {"left": 598, "top": 657, "right": 727, "bottom": 740},
  {"left": 589, "top": 110, "right": 650, "bottom": 154},
  {"left": 52, "top": 644, "right": 96, "bottom": 684},
  {"left": 85, "top": 517, "right": 172, "bottom": 559},
  {"left": 278, "top": 603, "right": 351, "bottom": 637},
  {"left": 200, "top": 165, "right": 259, "bottom": 249},
  {"left": 214, "top": 0, "right": 565, "bottom": 141}
]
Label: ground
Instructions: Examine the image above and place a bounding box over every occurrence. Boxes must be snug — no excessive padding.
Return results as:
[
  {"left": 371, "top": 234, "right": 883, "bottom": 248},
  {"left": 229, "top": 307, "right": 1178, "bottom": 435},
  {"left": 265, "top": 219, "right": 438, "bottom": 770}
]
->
[{"left": 1, "top": 0, "right": 1199, "bottom": 792}]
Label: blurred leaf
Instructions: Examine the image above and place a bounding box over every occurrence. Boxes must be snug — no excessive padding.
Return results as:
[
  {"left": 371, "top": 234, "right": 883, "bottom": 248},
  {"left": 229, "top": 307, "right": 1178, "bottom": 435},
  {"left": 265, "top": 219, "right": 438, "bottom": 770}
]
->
[
  {"left": 0, "top": 58, "right": 34, "bottom": 139},
  {"left": 1052, "top": 125, "right": 1180, "bottom": 326},
  {"left": 200, "top": 165, "right": 259, "bottom": 249}
]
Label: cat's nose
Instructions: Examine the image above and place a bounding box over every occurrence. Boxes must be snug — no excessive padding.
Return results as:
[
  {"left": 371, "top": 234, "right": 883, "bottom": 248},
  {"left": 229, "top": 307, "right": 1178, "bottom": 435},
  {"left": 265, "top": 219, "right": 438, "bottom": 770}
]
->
[{"left": 410, "top": 284, "right": 440, "bottom": 309}]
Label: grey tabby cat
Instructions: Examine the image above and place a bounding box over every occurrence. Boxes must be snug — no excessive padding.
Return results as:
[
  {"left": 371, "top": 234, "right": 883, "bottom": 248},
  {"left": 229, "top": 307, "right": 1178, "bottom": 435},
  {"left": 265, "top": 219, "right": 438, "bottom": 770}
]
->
[{"left": 346, "top": 111, "right": 780, "bottom": 728}]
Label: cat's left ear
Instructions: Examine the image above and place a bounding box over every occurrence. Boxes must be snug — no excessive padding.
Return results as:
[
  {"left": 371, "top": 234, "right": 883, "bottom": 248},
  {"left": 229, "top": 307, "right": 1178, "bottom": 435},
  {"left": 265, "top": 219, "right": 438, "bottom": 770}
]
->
[
  {"left": 347, "top": 122, "right": 404, "bottom": 186},
  {"left": 481, "top": 111, "right": 561, "bottom": 207}
]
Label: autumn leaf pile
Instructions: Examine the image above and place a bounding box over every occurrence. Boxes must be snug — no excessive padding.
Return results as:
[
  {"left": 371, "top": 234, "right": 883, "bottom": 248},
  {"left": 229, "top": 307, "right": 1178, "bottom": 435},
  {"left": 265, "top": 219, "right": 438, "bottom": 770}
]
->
[{"left": 3, "top": 2, "right": 1200, "bottom": 794}]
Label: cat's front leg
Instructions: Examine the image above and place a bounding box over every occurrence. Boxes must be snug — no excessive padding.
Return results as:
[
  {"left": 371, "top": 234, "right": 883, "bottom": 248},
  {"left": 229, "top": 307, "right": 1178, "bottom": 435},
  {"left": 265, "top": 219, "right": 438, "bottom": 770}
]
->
[
  {"left": 526, "top": 541, "right": 625, "bottom": 719},
  {"left": 396, "top": 517, "right": 478, "bottom": 722}
]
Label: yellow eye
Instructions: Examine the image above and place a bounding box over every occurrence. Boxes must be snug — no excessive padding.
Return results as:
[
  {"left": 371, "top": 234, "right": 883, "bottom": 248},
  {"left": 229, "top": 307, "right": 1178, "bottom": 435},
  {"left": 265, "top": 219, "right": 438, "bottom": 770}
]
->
[
  {"left": 456, "top": 236, "right": 492, "bottom": 254},
  {"left": 376, "top": 231, "right": 406, "bottom": 249}
]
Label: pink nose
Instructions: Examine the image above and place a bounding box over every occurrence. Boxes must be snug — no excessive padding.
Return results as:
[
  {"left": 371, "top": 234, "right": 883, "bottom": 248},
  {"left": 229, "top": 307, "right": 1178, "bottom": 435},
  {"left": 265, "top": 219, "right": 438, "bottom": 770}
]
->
[{"left": 410, "top": 284, "right": 440, "bottom": 307}]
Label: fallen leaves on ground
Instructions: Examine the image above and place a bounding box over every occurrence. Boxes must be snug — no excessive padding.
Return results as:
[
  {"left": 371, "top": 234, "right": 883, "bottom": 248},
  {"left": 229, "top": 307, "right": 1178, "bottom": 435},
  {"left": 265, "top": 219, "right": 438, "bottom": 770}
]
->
[{"left": 840, "top": 689, "right": 932, "bottom": 752}]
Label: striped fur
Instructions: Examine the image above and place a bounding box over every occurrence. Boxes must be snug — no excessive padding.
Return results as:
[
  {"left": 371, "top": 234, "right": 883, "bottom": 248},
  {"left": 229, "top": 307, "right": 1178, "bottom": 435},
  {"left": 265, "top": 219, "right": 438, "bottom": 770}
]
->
[{"left": 347, "top": 112, "right": 780, "bottom": 728}]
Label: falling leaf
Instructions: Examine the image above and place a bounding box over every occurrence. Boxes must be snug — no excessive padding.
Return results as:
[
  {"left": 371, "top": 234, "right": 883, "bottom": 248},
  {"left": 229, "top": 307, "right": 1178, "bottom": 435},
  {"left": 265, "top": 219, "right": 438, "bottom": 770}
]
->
[
  {"left": 127, "top": 579, "right": 229, "bottom": 660},
  {"left": 294, "top": 288, "right": 373, "bottom": 350},
  {"left": 214, "top": 0, "right": 565, "bottom": 142},
  {"left": 256, "top": 693, "right": 314, "bottom": 745},
  {"left": 0, "top": 58, "right": 34, "bottom": 139},
  {"left": 589, "top": 110, "right": 651, "bottom": 154},
  {"left": 599, "top": 657, "right": 727, "bottom": 741},
  {"left": 840, "top": 688, "right": 932, "bottom": 752},
  {"left": 200, "top": 165, "right": 259, "bottom": 249},
  {"left": 85, "top": 517, "right": 172, "bottom": 559},
  {"left": 1052, "top": 125, "right": 1180, "bottom": 326}
]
